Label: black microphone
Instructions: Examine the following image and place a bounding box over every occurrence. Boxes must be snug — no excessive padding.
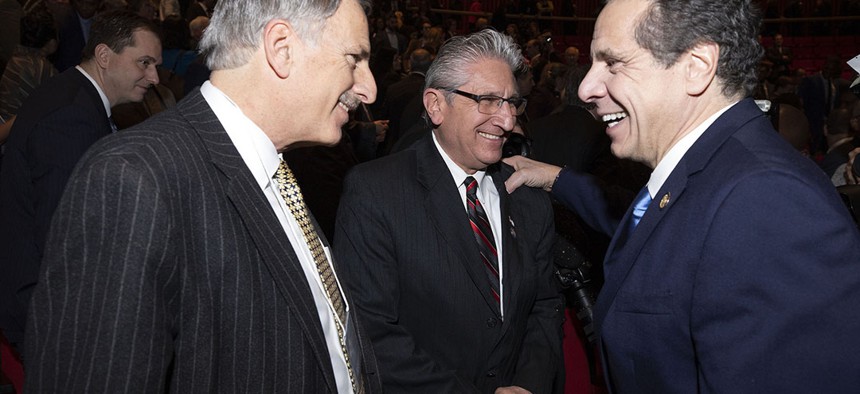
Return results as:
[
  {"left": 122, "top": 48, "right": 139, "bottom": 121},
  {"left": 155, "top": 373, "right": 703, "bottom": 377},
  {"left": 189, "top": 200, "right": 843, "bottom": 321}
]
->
[{"left": 553, "top": 236, "right": 597, "bottom": 346}]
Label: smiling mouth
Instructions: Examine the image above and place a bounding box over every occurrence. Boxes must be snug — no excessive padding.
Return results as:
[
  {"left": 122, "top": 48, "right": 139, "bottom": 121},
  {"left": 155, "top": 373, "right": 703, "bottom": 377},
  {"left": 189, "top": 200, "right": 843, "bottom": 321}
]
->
[
  {"left": 478, "top": 131, "right": 504, "bottom": 141},
  {"left": 601, "top": 111, "right": 628, "bottom": 128}
]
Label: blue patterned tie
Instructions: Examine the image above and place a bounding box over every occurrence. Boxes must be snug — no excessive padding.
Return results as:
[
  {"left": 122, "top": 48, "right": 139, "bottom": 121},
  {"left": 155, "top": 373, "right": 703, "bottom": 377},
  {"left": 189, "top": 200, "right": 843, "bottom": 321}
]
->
[{"left": 630, "top": 187, "right": 652, "bottom": 231}]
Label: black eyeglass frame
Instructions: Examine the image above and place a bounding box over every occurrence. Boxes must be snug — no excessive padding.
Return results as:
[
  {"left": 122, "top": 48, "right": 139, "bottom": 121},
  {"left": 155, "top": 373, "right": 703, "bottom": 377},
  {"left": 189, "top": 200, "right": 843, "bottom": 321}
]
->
[{"left": 448, "top": 89, "right": 528, "bottom": 116}]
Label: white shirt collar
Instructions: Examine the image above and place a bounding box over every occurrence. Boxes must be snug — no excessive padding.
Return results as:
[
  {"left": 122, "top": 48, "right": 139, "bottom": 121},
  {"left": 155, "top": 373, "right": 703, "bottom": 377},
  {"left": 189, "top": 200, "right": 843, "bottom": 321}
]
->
[
  {"left": 432, "top": 131, "right": 488, "bottom": 189},
  {"left": 75, "top": 65, "right": 111, "bottom": 117},
  {"left": 200, "top": 81, "right": 280, "bottom": 190},
  {"left": 646, "top": 101, "right": 739, "bottom": 198}
]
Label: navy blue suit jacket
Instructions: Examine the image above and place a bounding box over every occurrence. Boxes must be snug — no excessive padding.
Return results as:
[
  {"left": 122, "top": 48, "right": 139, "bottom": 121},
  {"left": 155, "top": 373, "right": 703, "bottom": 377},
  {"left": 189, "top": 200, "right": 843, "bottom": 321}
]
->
[
  {"left": 0, "top": 68, "right": 111, "bottom": 347},
  {"left": 553, "top": 99, "right": 860, "bottom": 392}
]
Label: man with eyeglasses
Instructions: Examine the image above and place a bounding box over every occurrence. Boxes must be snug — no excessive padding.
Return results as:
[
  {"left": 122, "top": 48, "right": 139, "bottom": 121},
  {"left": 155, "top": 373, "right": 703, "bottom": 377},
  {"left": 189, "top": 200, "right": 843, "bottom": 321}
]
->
[{"left": 333, "top": 29, "right": 564, "bottom": 394}]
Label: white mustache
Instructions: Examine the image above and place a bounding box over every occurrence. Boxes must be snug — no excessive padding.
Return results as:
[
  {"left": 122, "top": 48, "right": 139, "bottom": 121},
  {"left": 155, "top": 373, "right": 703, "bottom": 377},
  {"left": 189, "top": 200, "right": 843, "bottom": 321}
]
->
[{"left": 339, "top": 92, "right": 361, "bottom": 111}]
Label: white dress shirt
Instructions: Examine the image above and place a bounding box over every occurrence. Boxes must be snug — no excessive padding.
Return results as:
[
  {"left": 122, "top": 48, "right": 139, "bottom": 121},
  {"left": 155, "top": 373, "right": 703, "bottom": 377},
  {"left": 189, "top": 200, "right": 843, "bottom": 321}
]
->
[
  {"left": 201, "top": 82, "right": 354, "bottom": 394},
  {"left": 75, "top": 66, "right": 111, "bottom": 119},
  {"left": 646, "top": 101, "right": 739, "bottom": 199},
  {"left": 432, "top": 132, "right": 505, "bottom": 317}
]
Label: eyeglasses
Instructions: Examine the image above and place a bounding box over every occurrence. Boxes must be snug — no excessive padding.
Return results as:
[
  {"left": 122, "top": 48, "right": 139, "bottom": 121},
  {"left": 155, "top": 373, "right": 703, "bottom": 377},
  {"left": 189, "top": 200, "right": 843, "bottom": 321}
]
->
[{"left": 449, "top": 89, "right": 528, "bottom": 116}]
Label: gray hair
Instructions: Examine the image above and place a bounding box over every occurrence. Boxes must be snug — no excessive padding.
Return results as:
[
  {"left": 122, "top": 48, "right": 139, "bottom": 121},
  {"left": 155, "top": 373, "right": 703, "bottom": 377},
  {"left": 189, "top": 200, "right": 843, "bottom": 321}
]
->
[
  {"left": 424, "top": 29, "right": 523, "bottom": 101},
  {"left": 631, "top": 0, "right": 762, "bottom": 99},
  {"left": 199, "top": 0, "right": 369, "bottom": 70}
]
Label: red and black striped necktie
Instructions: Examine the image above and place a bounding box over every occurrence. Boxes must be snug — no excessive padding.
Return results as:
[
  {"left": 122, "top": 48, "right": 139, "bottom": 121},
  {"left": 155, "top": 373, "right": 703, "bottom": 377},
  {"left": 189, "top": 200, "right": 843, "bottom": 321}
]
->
[{"left": 465, "top": 176, "right": 501, "bottom": 308}]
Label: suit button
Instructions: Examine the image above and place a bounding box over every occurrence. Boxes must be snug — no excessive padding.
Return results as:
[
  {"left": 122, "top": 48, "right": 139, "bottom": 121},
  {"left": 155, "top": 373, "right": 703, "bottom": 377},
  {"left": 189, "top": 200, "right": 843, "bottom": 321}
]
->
[
  {"left": 486, "top": 318, "right": 498, "bottom": 327},
  {"left": 486, "top": 370, "right": 497, "bottom": 377}
]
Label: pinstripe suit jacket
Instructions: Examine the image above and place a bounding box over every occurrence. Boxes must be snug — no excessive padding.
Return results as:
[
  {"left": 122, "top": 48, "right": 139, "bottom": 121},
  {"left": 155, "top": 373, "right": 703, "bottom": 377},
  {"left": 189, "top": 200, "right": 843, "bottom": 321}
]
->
[
  {"left": 333, "top": 134, "right": 564, "bottom": 393},
  {"left": 25, "top": 90, "right": 381, "bottom": 393}
]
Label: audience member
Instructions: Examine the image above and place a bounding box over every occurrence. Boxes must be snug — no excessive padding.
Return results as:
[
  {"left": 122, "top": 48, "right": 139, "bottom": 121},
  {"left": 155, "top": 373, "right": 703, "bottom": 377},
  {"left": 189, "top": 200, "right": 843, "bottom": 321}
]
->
[
  {"left": 775, "top": 102, "right": 811, "bottom": 156},
  {"left": 344, "top": 102, "right": 388, "bottom": 162},
  {"left": 24, "top": 0, "right": 382, "bottom": 392},
  {"left": 765, "top": 33, "right": 793, "bottom": 77},
  {"left": 845, "top": 146, "right": 860, "bottom": 184},
  {"left": 473, "top": 16, "right": 488, "bottom": 32},
  {"left": 524, "top": 38, "right": 547, "bottom": 84},
  {"left": 381, "top": 48, "right": 432, "bottom": 154},
  {"left": 158, "top": 0, "right": 180, "bottom": 21},
  {"left": 798, "top": 56, "right": 850, "bottom": 155},
  {"left": 51, "top": 0, "right": 100, "bottom": 72},
  {"left": 535, "top": 0, "right": 554, "bottom": 30},
  {"left": 373, "top": 12, "right": 408, "bottom": 55},
  {"left": 158, "top": 15, "right": 195, "bottom": 99},
  {"left": 0, "top": 9, "right": 161, "bottom": 356},
  {"left": 183, "top": 16, "right": 211, "bottom": 92},
  {"left": 563, "top": 46, "right": 580, "bottom": 68},
  {"left": 188, "top": 15, "right": 209, "bottom": 46},
  {"left": 185, "top": 0, "right": 213, "bottom": 20},
  {"left": 285, "top": 136, "right": 360, "bottom": 241},
  {"left": 369, "top": 45, "right": 402, "bottom": 117},
  {"left": 827, "top": 101, "right": 860, "bottom": 185},
  {"left": 334, "top": 28, "right": 564, "bottom": 393},
  {"left": 0, "top": 11, "right": 58, "bottom": 121},
  {"left": 0, "top": 0, "right": 22, "bottom": 76},
  {"left": 504, "top": 0, "right": 860, "bottom": 391},
  {"left": 821, "top": 106, "right": 856, "bottom": 180},
  {"left": 525, "top": 61, "right": 564, "bottom": 121},
  {"left": 467, "top": 0, "right": 481, "bottom": 29}
]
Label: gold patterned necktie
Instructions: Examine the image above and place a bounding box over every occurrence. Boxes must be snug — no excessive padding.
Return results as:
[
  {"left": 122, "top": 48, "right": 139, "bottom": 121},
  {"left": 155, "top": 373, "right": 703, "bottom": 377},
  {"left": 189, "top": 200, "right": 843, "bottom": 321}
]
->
[{"left": 274, "top": 159, "right": 359, "bottom": 393}]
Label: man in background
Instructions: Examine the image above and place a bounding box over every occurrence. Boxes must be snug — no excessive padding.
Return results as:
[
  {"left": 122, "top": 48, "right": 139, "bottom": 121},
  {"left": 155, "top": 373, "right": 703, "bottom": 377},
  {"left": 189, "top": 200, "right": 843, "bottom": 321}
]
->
[{"left": 0, "top": 10, "right": 161, "bottom": 355}]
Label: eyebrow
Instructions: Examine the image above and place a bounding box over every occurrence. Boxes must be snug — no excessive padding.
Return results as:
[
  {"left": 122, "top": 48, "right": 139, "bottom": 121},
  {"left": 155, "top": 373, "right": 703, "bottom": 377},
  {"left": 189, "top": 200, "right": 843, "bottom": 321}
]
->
[
  {"left": 592, "top": 47, "right": 622, "bottom": 62},
  {"left": 357, "top": 48, "right": 371, "bottom": 61},
  {"left": 139, "top": 55, "right": 159, "bottom": 64}
]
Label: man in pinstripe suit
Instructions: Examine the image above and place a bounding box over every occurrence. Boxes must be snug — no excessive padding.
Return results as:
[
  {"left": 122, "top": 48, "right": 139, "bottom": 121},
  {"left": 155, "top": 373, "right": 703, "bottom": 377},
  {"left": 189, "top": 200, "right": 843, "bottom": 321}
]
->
[{"left": 24, "top": 0, "right": 381, "bottom": 392}]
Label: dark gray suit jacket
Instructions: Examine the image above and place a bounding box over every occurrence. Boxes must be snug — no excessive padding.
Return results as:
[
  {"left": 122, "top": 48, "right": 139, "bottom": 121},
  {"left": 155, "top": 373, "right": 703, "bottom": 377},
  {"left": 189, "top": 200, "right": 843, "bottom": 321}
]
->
[
  {"left": 334, "top": 134, "right": 564, "bottom": 393},
  {"left": 25, "top": 89, "right": 381, "bottom": 393}
]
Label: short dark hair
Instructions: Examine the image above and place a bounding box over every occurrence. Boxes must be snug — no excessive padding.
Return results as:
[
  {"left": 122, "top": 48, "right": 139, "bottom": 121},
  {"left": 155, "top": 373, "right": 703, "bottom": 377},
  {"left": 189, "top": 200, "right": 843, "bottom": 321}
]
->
[
  {"left": 20, "top": 11, "right": 57, "bottom": 49},
  {"left": 81, "top": 10, "right": 160, "bottom": 61},
  {"left": 632, "top": 0, "right": 762, "bottom": 98}
]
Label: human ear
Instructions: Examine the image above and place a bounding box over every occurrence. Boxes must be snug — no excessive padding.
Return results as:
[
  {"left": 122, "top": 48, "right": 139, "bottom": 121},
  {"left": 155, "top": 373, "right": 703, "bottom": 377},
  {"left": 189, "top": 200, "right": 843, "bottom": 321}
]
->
[
  {"left": 94, "top": 43, "right": 112, "bottom": 69},
  {"left": 264, "top": 19, "right": 296, "bottom": 79},
  {"left": 424, "top": 89, "right": 445, "bottom": 125},
  {"left": 685, "top": 42, "right": 719, "bottom": 96}
]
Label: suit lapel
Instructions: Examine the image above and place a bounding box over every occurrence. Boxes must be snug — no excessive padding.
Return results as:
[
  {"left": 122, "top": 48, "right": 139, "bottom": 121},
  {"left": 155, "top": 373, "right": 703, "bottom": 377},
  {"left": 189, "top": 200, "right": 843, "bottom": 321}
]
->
[
  {"left": 179, "top": 91, "right": 338, "bottom": 392},
  {"left": 593, "top": 99, "right": 766, "bottom": 326},
  {"left": 414, "top": 135, "right": 504, "bottom": 318}
]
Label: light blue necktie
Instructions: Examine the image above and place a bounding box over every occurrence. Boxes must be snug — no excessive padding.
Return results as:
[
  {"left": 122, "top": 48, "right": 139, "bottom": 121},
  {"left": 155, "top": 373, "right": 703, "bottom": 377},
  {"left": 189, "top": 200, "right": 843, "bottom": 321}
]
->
[{"left": 630, "top": 187, "right": 652, "bottom": 230}]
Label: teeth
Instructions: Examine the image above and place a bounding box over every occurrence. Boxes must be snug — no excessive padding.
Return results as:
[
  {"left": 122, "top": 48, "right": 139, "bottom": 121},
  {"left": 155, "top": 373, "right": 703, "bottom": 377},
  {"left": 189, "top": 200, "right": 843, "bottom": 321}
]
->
[
  {"left": 338, "top": 101, "right": 352, "bottom": 111},
  {"left": 601, "top": 112, "right": 628, "bottom": 123},
  {"left": 478, "top": 131, "right": 502, "bottom": 140}
]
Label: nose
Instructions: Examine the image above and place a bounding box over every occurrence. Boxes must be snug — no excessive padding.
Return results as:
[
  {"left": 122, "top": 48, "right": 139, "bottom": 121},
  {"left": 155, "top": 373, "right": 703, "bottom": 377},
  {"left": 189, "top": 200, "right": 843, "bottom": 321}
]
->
[
  {"left": 578, "top": 62, "right": 605, "bottom": 105},
  {"left": 353, "top": 62, "right": 377, "bottom": 104},
  {"left": 147, "top": 64, "right": 159, "bottom": 86},
  {"left": 493, "top": 100, "right": 517, "bottom": 132}
]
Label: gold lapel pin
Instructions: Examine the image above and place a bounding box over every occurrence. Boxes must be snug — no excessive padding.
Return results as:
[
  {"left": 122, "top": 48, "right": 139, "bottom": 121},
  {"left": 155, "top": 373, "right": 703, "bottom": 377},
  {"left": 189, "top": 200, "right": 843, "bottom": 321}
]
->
[{"left": 659, "top": 192, "right": 671, "bottom": 209}]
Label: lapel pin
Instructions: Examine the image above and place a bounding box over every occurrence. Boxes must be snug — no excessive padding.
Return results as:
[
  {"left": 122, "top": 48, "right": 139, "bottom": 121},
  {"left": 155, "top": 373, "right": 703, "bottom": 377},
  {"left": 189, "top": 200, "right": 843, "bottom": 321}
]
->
[
  {"left": 659, "top": 192, "right": 671, "bottom": 209},
  {"left": 508, "top": 216, "right": 516, "bottom": 238}
]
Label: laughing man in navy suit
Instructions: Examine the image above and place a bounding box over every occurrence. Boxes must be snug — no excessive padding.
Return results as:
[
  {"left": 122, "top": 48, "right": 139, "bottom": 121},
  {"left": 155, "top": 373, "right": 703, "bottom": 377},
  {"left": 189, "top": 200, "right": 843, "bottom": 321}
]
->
[{"left": 504, "top": 0, "right": 860, "bottom": 392}]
